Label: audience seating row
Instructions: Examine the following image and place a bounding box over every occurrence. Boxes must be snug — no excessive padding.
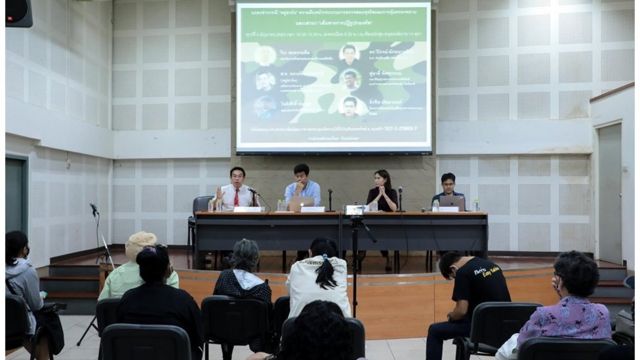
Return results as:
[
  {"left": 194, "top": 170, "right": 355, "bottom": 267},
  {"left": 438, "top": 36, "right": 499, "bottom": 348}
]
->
[
  {"left": 452, "top": 301, "right": 619, "bottom": 360},
  {"left": 95, "top": 295, "right": 365, "bottom": 360}
]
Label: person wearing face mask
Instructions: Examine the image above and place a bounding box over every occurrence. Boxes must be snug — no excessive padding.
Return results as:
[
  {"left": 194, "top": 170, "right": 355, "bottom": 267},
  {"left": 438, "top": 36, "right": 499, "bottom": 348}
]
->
[{"left": 5, "top": 231, "right": 50, "bottom": 360}]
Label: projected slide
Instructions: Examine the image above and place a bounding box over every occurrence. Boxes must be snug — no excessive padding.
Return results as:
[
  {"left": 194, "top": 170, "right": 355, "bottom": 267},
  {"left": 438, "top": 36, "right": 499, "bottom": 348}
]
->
[{"left": 236, "top": 2, "right": 432, "bottom": 154}]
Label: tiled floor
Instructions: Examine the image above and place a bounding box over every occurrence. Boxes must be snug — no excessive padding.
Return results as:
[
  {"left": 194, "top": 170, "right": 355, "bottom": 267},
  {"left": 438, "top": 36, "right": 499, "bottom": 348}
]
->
[{"left": 5, "top": 315, "right": 486, "bottom": 360}]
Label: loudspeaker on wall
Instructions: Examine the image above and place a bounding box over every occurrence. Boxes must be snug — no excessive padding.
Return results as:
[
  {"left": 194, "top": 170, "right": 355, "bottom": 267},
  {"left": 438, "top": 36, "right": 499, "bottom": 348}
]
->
[{"left": 6, "top": 0, "right": 33, "bottom": 28}]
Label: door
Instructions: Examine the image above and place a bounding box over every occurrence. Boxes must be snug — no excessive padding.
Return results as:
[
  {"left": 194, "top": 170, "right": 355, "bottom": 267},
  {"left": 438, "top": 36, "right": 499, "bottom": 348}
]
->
[
  {"left": 597, "top": 124, "right": 622, "bottom": 264},
  {"left": 6, "top": 157, "right": 28, "bottom": 233}
]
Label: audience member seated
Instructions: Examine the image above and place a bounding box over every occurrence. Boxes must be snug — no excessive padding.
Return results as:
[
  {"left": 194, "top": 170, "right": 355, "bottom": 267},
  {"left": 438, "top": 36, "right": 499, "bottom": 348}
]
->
[
  {"left": 5, "top": 231, "right": 50, "bottom": 360},
  {"left": 496, "top": 250, "right": 612, "bottom": 360},
  {"left": 427, "top": 251, "right": 511, "bottom": 360},
  {"left": 116, "top": 244, "right": 204, "bottom": 360},
  {"left": 98, "top": 231, "right": 179, "bottom": 300},
  {"left": 214, "top": 239, "right": 272, "bottom": 303},
  {"left": 247, "top": 300, "right": 356, "bottom": 360},
  {"left": 287, "top": 238, "right": 351, "bottom": 318}
]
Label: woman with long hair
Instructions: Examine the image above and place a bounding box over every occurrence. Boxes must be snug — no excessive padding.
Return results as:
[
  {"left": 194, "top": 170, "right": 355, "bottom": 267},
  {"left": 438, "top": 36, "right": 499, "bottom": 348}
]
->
[
  {"left": 286, "top": 238, "right": 351, "bottom": 318},
  {"left": 363, "top": 169, "right": 398, "bottom": 271}
]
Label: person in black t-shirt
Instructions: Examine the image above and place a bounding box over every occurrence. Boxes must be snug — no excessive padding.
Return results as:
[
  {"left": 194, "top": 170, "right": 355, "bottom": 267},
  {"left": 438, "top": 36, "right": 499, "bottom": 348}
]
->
[
  {"left": 117, "top": 245, "right": 204, "bottom": 360},
  {"left": 361, "top": 169, "right": 398, "bottom": 271},
  {"left": 426, "top": 252, "right": 511, "bottom": 360}
]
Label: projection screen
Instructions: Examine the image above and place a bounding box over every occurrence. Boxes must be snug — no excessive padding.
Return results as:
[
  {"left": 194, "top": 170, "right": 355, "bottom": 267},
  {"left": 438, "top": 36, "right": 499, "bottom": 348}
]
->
[{"left": 236, "top": 1, "right": 432, "bottom": 154}]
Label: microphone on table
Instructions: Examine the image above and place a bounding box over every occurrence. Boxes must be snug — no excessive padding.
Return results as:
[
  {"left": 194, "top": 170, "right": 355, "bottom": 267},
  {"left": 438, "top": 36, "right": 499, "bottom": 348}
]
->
[
  {"left": 248, "top": 188, "right": 271, "bottom": 211},
  {"left": 397, "top": 186, "right": 404, "bottom": 212},
  {"left": 328, "top": 189, "right": 333, "bottom": 212}
]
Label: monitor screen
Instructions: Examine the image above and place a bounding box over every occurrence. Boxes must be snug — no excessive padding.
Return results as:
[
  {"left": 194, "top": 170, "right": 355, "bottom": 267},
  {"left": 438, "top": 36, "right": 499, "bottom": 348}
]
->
[{"left": 235, "top": 1, "right": 432, "bottom": 154}]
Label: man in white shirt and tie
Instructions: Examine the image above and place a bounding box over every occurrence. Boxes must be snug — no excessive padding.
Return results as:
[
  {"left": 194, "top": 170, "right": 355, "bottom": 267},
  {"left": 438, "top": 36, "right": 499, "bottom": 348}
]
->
[{"left": 215, "top": 166, "right": 259, "bottom": 211}]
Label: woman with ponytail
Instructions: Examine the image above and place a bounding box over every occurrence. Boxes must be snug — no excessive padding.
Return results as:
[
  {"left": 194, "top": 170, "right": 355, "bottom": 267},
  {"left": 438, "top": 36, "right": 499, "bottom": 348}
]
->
[{"left": 286, "top": 238, "right": 351, "bottom": 318}]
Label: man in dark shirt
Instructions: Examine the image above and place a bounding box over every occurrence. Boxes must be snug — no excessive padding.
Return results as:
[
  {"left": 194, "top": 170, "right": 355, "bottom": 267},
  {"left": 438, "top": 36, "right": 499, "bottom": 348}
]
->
[
  {"left": 426, "top": 251, "right": 511, "bottom": 360},
  {"left": 117, "top": 245, "right": 204, "bottom": 360},
  {"left": 431, "top": 172, "right": 465, "bottom": 209}
]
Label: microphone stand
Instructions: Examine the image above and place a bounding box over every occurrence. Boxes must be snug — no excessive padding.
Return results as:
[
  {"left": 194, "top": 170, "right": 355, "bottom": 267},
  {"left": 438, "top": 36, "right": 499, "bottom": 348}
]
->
[
  {"left": 77, "top": 205, "right": 115, "bottom": 346},
  {"left": 350, "top": 214, "right": 377, "bottom": 318},
  {"left": 250, "top": 189, "right": 271, "bottom": 212},
  {"left": 328, "top": 189, "right": 333, "bottom": 212},
  {"left": 398, "top": 187, "right": 404, "bottom": 212}
]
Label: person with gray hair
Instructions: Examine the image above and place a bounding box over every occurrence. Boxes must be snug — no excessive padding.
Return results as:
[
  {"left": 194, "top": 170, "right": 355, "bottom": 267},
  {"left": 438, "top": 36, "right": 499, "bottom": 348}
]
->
[{"left": 213, "top": 239, "right": 272, "bottom": 304}]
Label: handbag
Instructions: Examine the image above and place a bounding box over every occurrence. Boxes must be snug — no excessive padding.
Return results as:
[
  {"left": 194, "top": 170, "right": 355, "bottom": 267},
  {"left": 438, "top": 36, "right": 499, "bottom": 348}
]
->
[
  {"left": 6, "top": 279, "right": 66, "bottom": 355},
  {"left": 34, "top": 303, "right": 65, "bottom": 355}
]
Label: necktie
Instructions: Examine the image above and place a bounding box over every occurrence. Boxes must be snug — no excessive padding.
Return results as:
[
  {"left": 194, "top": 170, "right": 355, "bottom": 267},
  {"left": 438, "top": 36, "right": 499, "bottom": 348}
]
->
[{"left": 234, "top": 188, "right": 239, "bottom": 207}]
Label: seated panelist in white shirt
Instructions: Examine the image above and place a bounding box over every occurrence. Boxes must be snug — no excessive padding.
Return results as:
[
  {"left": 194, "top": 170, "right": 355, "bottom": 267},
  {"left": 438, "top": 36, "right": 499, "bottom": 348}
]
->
[{"left": 214, "top": 166, "right": 260, "bottom": 211}]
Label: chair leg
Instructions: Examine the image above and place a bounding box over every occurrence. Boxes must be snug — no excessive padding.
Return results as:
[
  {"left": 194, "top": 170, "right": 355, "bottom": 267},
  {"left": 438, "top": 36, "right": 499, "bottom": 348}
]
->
[{"left": 221, "top": 344, "right": 234, "bottom": 360}]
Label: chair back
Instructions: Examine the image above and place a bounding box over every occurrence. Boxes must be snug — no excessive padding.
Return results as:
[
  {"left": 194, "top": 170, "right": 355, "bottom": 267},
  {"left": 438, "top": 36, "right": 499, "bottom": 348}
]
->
[
  {"left": 468, "top": 302, "right": 541, "bottom": 348},
  {"left": 193, "top": 196, "right": 214, "bottom": 214},
  {"left": 517, "top": 337, "right": 617, "bottom": 360},
  {"left": 96, "top": 298, "right": 120, "bottom": 336},
  {"left": 281, "top": 316, "right": 366, "bottom": 360},
  {"left": 101, "top": 323, "right": 191, "bottom": 360},
  {"left": 201, "top": 295, "right": 271, "bottom": 346},
  {"left": 6, "top": 294, "right": 30, "bottom": 350},
  {"left": 272, "top": 296, "right": 290, "bottom": 341}
]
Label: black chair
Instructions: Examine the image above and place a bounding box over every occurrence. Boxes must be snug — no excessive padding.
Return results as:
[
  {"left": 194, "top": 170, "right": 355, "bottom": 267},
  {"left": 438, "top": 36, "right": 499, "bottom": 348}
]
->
[
  {"left": 518, "top": 337, "right": 617, "bottom": 360},
  {"left": 6, "top": 294, "right": 54, "bottom": 360},
  {"left": 96, "top": 298, "right": 120, "bottom": 337},
  {"left": 95, "top": 298, "right": 120, "bottom": 360},
  {"left": 453, "top": 302, "right": 542, "bottom": 360},
  {"left": 201, "top": 295, "right": 272, "bottom": 360},
  {"left": 188, "top": 195, "right": 214, "bottom": 267},
  {"left": 281, "top": 316, "right": 366, "bottom": 360},
  {"left": 101, "top": 323, "right": 191, "bottom": 360},
  {"left": 272, "top": 295, "right": 290, "bottom": 347}
]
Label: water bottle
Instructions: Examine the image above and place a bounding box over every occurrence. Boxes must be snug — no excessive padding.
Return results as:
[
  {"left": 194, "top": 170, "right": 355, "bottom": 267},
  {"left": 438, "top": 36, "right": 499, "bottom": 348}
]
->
[
  {"left": 369, "top": 201, "right": 378, "bottom": 212},
  {"left": 473, "top": 198, "right": 480, "bottom": 212},
  {"left": 207, "top": 198, "right": 215, "bottom": 212},
  {"left": 432, "top": 199, "right": 439, "bottom": 212}
]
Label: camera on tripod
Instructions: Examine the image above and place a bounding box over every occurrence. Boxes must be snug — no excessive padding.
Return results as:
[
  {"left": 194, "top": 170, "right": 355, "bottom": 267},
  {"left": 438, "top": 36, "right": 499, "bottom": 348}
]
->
[{"left": 345, "top": 204, "right": 365, "bottom": 219}]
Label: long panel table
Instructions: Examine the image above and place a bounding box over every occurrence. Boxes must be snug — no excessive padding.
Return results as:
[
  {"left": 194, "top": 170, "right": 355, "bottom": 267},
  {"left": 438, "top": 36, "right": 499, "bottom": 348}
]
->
[{"left": 193, "top": 211, "right": 488, "bottom": 271}]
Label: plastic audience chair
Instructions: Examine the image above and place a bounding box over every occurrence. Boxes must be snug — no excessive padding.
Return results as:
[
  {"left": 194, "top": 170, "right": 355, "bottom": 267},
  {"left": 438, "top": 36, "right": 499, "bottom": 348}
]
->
[
  {"left": 271, "top": 295, "right": 290, "bottom": 347},
  {"left": 96, "top": 298, "right": 120, "bottom": 337},
  {"left": 100, "top": 323, "right": 191, "bottom": 360},
  {"left": 6, "top": 294, "right": 54, "bottom": 360},
  {"left": 452, "top": 301, "right": 542, "bottom": 360},
  {"left": 188, "top": 195, "right": 214, "bottom": 251},
  {"left": 201, "top": 295, "right": 272, "bottom": 360},
  {"left": 517, "top": 337, "right": 617, "bottom": 360},
  {"left": 281, "top": 315, "right": 366, "bottom": 360}
]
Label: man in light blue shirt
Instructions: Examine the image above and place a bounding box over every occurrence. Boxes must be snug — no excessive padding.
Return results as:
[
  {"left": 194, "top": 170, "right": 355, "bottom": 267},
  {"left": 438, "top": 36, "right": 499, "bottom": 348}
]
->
[
  {"left": 284, "top": 163, "right": 322, "bottom": 262},
  {"left": 284, "top": 163, "right": 321, "bottom": 207}
]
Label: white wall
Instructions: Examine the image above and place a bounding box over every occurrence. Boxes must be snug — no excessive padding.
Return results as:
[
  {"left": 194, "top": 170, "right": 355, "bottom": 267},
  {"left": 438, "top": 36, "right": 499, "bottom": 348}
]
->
[
  {"left": 6, "top": 134, "right": 112, "bottom": 268},
  {"left": 435, "top": 0, "right": 634, "bottom": 255},
  {"left": 590, "top": 85, "right": 634, "bottom": 269},
  {"left": 6, "top": 0, "right": 113, "bottom": 157},
  {"left": 5, "top": 0, "right": 113, "bottom": 266}
]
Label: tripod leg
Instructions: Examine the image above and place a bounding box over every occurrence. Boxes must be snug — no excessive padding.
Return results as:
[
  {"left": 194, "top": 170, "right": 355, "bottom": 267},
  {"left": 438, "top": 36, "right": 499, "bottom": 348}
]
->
[{"left": 76, "top": 315, "right": 98, "bottom": 346}]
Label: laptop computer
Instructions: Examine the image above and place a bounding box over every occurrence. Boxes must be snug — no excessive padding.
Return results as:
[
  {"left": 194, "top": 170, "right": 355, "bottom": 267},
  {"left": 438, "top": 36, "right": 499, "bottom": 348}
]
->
[
  {"left": 438, "top": 195, "right": 466, "bottom": 212},
  {"left": 288, "top": 196, "right": 315, "bottom": 212}
]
